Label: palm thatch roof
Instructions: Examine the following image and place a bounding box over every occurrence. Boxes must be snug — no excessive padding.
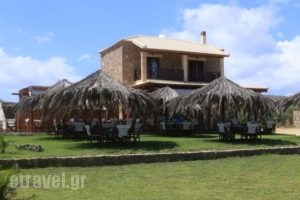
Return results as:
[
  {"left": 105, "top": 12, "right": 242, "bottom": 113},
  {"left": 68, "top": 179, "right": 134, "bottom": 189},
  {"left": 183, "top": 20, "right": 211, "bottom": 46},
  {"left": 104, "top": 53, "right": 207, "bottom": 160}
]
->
[
  {"left": 266, "top": 95, "right": 287, "bottom": 103},
  {"left": 0, "top": 100, "right": 16, "bottom": 119},
  {"left": 15, "top": 96, "right": 38, "bottom": 114},
  {"left": 48, "top": 70, "right": 154, "bottom": 117},
  {"left": 167, "top": 76, "right": 275, "bottom": 120},
  {"left": 279, "top": 92, "right": 300, "bottom": 111},
  {"left": 34, "top": 79, "right": 72, "bottom": 112},
  {"left": 149, "top": 86, "right": 179, "bottom": 106},
  {"left": 15, "top": 79, "right": 72, "bottom": 114}
]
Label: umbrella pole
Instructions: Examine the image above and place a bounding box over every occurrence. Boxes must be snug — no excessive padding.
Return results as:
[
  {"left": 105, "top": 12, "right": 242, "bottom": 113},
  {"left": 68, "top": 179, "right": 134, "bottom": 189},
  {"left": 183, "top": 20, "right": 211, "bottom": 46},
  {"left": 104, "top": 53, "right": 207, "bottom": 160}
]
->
[
  {"left": 206, "top": 106, "right": 211, "bottom": 130},
  {"left": 98, "top": 105, "right": 102, "bottom": 134},
  {"left": 221, "top": 100, "right": 225, "bottom": 122}
]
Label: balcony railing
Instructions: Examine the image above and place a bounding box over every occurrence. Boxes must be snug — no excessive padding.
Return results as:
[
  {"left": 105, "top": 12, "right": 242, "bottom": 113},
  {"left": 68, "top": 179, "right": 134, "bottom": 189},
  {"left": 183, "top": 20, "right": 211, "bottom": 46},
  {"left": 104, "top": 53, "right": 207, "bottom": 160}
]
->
[{"left": 134, "top": 68, "right": 220, "bottom": 82}]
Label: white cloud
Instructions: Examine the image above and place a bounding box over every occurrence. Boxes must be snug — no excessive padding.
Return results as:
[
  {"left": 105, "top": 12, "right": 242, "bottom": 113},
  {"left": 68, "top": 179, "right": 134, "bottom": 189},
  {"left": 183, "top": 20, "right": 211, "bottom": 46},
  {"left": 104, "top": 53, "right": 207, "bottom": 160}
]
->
[
  {"left": 36, "top": 32, "right": 55, "bottom": 44},
  {"left": 78, "top": 53, "right": 91, "bottom": 61},
  {"left": 162, "top": 2, "right": 300, "bottom": 95},
  {"left": 0, "top": 48, "right": 82, "bottom": 102}
]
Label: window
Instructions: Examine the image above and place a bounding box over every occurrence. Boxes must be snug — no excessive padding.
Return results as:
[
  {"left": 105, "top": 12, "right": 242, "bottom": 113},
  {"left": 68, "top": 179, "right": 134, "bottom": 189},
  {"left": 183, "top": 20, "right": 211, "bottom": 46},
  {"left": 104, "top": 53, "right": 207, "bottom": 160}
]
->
[
  {"left": 147, "top": 57, "right": 159, "bottom": 79},
  {"left": 188, "top": 60, "right": 204, "bottom": 82}
]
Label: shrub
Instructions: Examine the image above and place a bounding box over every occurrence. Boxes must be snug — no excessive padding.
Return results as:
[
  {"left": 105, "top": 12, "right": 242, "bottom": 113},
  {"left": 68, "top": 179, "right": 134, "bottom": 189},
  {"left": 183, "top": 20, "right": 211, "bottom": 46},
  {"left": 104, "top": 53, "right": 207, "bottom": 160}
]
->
[
  {"left": 0, "top": 169, "right": 17, "bottom": 200},
  {"left": 0, "top": 136, "right": 9, "bottom": 154}
]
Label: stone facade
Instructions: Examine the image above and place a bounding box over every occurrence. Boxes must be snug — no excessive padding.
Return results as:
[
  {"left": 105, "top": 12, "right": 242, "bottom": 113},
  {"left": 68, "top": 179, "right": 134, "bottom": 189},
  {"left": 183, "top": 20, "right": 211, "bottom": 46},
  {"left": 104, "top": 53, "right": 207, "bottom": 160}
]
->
[
  {"left": 122, "top": 42, "right": 141, "bottom": 85},
  {"left": 101, "top": 40, "right": 223, "bottom": 86},
  {"left": 101, "top": 44, "right": 123, "bottom": 82}
]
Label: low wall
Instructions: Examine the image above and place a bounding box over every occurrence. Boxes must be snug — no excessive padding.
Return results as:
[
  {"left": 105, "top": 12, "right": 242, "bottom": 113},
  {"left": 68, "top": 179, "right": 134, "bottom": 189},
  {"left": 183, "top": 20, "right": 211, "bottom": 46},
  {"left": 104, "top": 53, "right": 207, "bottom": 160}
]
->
[{"left": 1, "top": 146, "right": 300, "bottom": 169}]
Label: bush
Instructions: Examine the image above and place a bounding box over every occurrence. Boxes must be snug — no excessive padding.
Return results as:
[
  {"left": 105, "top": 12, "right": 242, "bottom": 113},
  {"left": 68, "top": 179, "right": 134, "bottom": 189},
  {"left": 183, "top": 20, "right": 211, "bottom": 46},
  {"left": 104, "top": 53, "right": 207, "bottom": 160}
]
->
[
  {"left": 0, "top": 169, "right": 17, "bottom": 200},
  {"left": 0, "top": 136, "right": 9, "bottom": 154}
]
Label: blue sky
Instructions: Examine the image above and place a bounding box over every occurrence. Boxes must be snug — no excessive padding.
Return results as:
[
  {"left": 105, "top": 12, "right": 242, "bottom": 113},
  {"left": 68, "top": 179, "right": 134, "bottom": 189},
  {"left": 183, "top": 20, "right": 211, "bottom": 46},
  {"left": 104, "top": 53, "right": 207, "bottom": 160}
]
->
[{"left": 1, "top": 0, "right": 300, "bottom": 102}]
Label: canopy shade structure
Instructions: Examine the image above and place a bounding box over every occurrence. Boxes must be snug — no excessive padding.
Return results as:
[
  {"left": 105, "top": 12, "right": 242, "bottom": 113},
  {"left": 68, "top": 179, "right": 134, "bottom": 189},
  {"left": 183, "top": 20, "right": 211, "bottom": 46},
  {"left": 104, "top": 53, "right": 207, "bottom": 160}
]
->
[
  {"left": 167, "top": 76, "right": 275, "bottom": 121},
  {"left": 47, "top": 70, "right": 154, "bottom": 117},
  {"left": 279, "top": 92, "right": 300, "bottom": 112},
  {"left": 34, "top": 79, "right": 72, "bottom": 113},
  {"left": 15, "top": 79, "right": 72, "bottom": 115},
  {"left": 149, "top": 86, "right": 179, "bottom": 106},
  {"left": 15, "top": 96, "right": 38, "bottom": 114}
]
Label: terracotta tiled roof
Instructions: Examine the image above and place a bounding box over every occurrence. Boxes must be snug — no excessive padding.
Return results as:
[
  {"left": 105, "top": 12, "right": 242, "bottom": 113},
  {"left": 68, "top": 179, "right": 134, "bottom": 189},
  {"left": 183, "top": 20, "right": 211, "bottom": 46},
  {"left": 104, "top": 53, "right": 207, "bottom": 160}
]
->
[{"left": 101, "top": 35, "right": 229, "bottom": 57}]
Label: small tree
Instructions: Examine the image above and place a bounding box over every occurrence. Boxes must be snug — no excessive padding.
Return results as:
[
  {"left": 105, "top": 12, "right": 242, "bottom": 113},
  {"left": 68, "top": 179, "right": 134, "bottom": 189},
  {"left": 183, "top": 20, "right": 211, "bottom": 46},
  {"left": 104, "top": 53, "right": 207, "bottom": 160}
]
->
[{"left": 0, "top": 136, "right": 9, "bottom": 154}]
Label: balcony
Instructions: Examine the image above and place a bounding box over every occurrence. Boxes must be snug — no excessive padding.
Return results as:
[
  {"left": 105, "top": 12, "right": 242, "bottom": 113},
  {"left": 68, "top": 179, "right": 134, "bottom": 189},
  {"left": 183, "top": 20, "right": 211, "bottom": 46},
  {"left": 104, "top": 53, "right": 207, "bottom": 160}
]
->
[{"left": 134, "top": 68, "right": 220, "bottom": 83}]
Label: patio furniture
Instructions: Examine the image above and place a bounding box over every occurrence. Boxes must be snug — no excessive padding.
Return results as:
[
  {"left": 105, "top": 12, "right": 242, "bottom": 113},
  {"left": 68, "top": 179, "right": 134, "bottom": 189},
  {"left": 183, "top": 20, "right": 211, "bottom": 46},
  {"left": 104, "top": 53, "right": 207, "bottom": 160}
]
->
[
  {"left": 160, "top": 122, "right": 166, "bottom": 131},
  {"left": 182, "top": 121, "right": 191, "bottom": 131},
  {"left": 230, "top": 124, "right": 247, "bottom": 139},
  {"left": 53, "top": 120, "right": 64, "bottom": 138},
  {"left": 129, "top": 119, "right": 142, "bottom": 142},
  {"left": 6, "top": 119, "right": 16, "bottom": 132},
  {"left": 246, "top": 123, "right": 261, "bottom": 139},
  {"left": 84, "top": 125, "right": 103, "bottom": 144},
  {"left": 25, "top": 118, "right": 30, "bottom": 132},
  {"left": 217, "top": 123, "right": 234, "bottom": 140},
  {"left": 91, "top": 118, "right": 99, "bottom": 129},
  {"left": 33, "top": 119, "right": 42, "bottom": 132},
  {"left": 263, "top": 121, "right": 276, "bottom": 134},
  {"left": 117, "top": 124, "right": 130, "bottom": 142}
]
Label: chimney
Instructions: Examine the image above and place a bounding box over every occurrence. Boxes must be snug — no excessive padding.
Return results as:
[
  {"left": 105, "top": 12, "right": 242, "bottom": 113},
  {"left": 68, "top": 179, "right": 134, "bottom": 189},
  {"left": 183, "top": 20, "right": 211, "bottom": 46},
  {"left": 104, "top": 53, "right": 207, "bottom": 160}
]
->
[{"left": 200, "top": 31, "right": 206, "bottom": 45}]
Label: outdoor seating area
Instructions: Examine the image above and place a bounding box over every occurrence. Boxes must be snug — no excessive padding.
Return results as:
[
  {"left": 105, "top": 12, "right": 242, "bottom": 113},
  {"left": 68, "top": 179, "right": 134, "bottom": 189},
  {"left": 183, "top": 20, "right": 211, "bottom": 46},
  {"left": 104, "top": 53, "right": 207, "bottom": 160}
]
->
[
  {"left": 53, "top": 117, "right": 142, "bottom": 144},
  {"left": 217, "top": 120, "right": 276, "bottom": 141},
  {"left": 6, "top": 118, "right": 16, "bottom": 132},
  {"left": 7, "top": 71, "right": 285, "bottom": 147},
  {"left": 159, "top": 118, "right": 200, "bottom": 134}
]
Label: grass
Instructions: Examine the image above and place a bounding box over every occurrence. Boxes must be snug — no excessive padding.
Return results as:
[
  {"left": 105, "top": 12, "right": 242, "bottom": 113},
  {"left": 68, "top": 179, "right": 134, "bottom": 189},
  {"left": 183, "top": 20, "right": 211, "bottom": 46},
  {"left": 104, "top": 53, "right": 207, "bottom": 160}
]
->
[
  {"left": 13, "top": 154, "right": 300, "bottom": 200},
  {"left": 0, "top": 132, "right": 300, "bottom": 159}
]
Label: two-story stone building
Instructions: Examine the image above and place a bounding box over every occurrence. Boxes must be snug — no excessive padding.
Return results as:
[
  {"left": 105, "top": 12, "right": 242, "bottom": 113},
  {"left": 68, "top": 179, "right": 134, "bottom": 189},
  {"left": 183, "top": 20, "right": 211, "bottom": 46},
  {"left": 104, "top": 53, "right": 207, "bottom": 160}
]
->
[{"left": 100, "top": 31, "right": 267, "bottom": 93}]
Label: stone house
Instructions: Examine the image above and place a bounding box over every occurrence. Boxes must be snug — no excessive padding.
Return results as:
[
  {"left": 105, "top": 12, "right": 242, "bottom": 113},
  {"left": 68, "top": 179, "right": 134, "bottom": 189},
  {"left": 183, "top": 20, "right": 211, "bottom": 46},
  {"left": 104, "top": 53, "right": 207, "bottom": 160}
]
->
[{"left": 100, "top": 31, "right": 267, "bottom": 93}]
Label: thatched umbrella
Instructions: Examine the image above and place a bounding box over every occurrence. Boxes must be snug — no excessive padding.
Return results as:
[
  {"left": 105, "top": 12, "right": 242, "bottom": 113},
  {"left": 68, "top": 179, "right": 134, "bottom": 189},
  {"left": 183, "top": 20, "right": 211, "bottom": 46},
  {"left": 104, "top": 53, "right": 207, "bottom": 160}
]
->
[
  {"left": 34, "top": 79, "right": 72, "bottom": 113},
  {"left": 15, "top": 79, "right": 72, "bottom": 114},
  {"left": 149, "top": 86, "right": 179, "bottom": 106},
  {"left": 148, "top": 87, "right": 180, "bottom": 127},
  {"left": 168, "top": 76, "right": 275, "bottom": 122},
  {"left": 48, "top": 70, "right": 154, "bottom": 119},
  {"left": 15, "top": 96, "right": 38, "bottom": 114},
  {"left": 279, "top": 92, "right": 300, "bottom": 111}
]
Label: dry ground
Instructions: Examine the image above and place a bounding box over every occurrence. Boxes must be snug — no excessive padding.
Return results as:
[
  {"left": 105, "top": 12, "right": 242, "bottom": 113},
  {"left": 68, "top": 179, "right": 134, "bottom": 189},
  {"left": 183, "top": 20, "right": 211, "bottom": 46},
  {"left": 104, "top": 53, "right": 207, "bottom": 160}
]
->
[{"left": 276, "top": 127, "right": 300, "bottom": 136}]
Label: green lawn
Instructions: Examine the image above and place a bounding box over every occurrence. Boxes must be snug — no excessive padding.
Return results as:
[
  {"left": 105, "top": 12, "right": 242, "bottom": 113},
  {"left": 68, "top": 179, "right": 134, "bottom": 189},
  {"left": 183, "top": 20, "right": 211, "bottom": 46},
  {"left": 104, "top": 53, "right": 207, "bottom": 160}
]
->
[
  {"left": 1, "top": 132, "right": 300, "bottom": 158},
  {"left": 13, "top": 154, "right": 300, "bottom": 200}
]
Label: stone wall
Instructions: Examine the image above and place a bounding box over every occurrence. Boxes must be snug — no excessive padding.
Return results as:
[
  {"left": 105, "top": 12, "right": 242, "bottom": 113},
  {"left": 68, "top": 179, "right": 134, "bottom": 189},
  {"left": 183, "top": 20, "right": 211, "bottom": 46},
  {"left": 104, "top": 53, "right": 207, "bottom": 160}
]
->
[
  {"left": 122, "top": 43, "right": 141, "bottom": 85},
  {"left": 101, "top": 41, "right": 223, "bottom": 86},
  {"left": 205, "top": 56, "right": 222, "bottom": 73},
  {"left": 101, "top": 45, "right": 123, "bottom": 82},
  {"left": 1, "top": 146, "right": 300, "bottom": 169}
]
